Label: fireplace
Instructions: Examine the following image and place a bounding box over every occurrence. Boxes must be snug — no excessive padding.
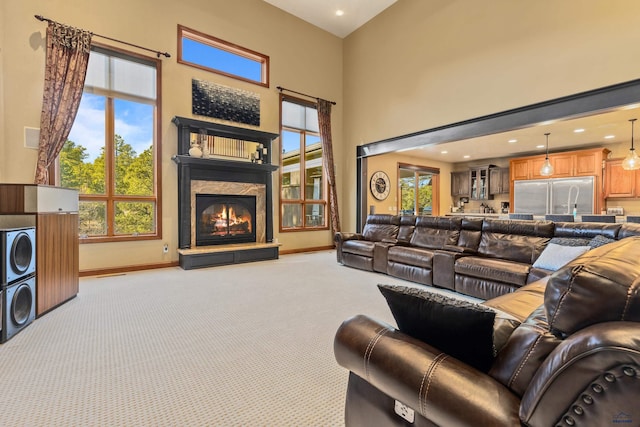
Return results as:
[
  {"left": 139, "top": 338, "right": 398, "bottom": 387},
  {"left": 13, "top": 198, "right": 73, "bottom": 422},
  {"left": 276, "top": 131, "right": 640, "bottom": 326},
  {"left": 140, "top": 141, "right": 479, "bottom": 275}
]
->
[
  {"left": 196, "top": 194, "right": 256, "bottom": 246},
  {"left": 172, "top": 116, "right": 280, "bottom": 269}
]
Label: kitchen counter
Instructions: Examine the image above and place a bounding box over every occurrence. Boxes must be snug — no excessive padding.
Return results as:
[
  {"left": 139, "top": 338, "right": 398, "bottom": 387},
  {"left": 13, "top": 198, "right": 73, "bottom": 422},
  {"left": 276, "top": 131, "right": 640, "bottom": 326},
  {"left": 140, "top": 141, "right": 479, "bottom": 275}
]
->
[{"left": 446, "top": 213, "right": 507, "bottom": 219}]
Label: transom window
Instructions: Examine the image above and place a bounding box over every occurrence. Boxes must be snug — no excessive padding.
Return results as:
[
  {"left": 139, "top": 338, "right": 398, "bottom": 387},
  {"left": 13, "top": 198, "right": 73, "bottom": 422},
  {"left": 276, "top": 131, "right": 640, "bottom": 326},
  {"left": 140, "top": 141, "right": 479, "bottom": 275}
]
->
[
  {"left": 280, "top": 97, "right": 328, "bottom": 231},
  {"left": 59, "top": 45, "right": 161, "bottom": 242},
  {"left": 178, "top": 25, "right": 269, "bottom": 87}
]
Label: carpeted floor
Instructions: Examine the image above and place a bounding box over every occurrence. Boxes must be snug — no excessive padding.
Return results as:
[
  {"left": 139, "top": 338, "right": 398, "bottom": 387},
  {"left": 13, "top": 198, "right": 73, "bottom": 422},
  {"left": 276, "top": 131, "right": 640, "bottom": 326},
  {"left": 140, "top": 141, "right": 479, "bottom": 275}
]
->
[{"left": 0, "top": 250, "right": 473, "bottom": 426}]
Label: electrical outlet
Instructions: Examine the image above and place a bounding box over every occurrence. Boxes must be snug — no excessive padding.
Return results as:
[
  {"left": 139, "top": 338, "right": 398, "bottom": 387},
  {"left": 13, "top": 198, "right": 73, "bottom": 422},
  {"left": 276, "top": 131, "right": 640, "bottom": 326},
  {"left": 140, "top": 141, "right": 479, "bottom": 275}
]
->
[{"left": 163, "top": 243, "right": 169, "bottom": 253}]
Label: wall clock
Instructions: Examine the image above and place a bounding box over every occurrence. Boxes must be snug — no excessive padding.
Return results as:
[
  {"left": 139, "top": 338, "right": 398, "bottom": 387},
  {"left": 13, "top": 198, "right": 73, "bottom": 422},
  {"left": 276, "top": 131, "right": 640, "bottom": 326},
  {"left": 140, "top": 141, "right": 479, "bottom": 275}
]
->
[{"left": 370, "top": 171, "right": 391, "bottom": 201}]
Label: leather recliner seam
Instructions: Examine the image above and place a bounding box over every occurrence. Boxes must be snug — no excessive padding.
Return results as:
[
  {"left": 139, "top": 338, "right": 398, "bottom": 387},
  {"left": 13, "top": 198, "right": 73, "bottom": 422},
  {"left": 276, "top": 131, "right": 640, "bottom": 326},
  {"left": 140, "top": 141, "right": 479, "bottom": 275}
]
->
[
  {"left": 419, "top": 353, "right": 448, "bottom": 415},
  {"left": 509, "top": 333, "right": 543, "bottom": 389},
  {"left": 363, "top": 327, "right": 388, "bottom": 382}
]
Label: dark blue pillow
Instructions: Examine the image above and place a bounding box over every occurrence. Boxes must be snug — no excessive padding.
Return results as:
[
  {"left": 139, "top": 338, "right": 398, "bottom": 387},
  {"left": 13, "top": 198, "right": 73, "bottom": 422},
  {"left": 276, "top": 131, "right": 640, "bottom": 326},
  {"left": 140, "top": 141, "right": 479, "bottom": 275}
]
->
[{"left": 378, "top": 284, "right": 496, "bottom": 372}]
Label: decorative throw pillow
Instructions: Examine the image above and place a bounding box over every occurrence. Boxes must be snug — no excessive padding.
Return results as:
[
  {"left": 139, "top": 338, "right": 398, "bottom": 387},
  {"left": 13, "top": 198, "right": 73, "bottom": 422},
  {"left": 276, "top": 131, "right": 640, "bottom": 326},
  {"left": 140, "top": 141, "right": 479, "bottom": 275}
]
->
[
  {"left": 549, "top": 237, "right": 591, "bottom": 247},
  {"left": 588, "top": 234, "right": 616, "bottom": 248},
  {"left": 532, "top": 243, "right": 590, "bottom": 271},
  {"left": 377, "top": 284, "right": 496, "bottom": 372}
]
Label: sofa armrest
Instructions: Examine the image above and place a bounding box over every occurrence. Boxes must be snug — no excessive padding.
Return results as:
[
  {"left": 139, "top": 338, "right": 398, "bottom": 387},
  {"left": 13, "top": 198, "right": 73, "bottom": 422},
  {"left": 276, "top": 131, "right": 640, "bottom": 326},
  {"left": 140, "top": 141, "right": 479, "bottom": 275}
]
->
[
  {"left": 432, "top": 248, "right": 474, "bottom": 290},
  {"left": 335, "top": 232, "right": 364, "bottom": 263},
  {"left": 334, "top": 315, "right": 521, "bottom": 427},
  {"left": 335, "top": 232, "right": 363, "bottom": 243},
  {"left": 526, "top": 266, "right": 552, "bottom": 284},
  {"left": 520, "top": 321, "right": 640, "bottom": 427}
]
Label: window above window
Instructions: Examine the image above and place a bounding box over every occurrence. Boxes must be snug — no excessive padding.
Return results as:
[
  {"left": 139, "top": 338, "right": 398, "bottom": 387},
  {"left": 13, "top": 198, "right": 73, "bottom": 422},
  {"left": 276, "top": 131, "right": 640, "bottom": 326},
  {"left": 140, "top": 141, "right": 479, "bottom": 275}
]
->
[{"left": 178, "top": 25, "right": 269, "bottom": 87}]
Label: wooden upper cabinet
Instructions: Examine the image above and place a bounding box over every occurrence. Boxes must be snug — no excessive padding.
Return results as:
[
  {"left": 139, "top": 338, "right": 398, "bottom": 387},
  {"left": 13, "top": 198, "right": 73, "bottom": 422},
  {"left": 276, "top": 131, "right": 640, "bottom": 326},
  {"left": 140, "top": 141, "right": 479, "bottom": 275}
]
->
[
  {"left": 575, "top": 150, "right": 603, "bottom": 176},
  {"left": 604, "top": 159, "right": 636, "bottom": 198},
  {"left": 510, "top": 159, "right": 530, "bottom": 181},
  {"left": 511, "top": 147, "right": 608, "bottom": 180},
  {"left": 450, "top": 171, "right": 470, "bottom": 197},
  {"left": 489, "top": 167, "right": 509, "bottom": 195},
  {"left": 529, "top": 156, "right": 550, "bottom": 180},
  {"left": 551, "top": 153, "right": 575, "bottom": 177}
]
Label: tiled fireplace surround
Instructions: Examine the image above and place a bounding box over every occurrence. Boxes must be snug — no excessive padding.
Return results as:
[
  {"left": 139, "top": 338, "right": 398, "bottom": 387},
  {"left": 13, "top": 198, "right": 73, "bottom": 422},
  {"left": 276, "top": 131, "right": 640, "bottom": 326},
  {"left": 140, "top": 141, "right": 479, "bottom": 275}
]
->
[
  {"left": 190, "top": 180, "right": 266, "bottom": 247},
  {"left": 172, "top": 116, "right": 280, "bottom": 269}
]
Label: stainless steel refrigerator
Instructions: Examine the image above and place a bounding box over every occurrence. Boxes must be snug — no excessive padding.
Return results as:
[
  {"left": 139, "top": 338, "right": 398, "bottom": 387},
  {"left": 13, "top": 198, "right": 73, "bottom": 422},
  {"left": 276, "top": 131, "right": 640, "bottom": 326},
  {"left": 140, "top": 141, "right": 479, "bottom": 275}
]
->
[{"left": 512, "top": 177, "right": 595, "bottom": 216}]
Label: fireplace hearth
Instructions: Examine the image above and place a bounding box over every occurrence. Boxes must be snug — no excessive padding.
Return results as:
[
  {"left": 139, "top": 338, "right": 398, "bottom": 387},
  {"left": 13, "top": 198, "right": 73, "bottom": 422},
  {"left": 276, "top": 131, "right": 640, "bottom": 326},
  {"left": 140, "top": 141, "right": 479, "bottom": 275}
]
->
[{"left": 196, "top": 194, "right": 256, "bottom": 246}]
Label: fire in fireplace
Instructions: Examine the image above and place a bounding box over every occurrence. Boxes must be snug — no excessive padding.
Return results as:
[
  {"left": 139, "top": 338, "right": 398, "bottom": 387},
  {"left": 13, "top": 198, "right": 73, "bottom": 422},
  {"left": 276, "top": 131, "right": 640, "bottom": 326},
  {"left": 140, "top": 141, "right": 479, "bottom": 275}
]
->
[{"left": 196, "top": 194, "right": 257, "bottom": 246}]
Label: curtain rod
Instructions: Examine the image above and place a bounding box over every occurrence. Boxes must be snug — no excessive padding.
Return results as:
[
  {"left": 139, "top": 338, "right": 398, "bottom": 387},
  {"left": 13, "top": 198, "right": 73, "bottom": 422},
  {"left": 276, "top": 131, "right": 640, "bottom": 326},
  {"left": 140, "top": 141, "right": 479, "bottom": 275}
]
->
[
  {"left": 277, "top": 86, "right": 336, "bottom": 105},
  {"left": 35, "top": 15, "right": 171, "bottom": 58}
]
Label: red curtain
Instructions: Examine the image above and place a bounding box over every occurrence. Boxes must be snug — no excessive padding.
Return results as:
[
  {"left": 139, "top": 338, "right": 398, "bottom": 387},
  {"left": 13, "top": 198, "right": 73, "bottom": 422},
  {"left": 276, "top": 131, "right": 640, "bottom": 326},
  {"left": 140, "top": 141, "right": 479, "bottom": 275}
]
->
[
  {"left": 34, "top": 22, "right": 92, "bottom": 184},
  {"left": 317, "top": 99, "right": 341, "bottom": 233}
]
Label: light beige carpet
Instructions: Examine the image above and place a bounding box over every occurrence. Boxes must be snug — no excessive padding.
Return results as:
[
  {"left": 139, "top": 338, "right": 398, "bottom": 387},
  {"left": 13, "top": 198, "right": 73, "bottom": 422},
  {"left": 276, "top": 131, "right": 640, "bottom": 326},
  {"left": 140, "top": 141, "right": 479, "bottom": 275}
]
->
[{"left": 0, "top": 250, "right": 475, "bottom": 426}]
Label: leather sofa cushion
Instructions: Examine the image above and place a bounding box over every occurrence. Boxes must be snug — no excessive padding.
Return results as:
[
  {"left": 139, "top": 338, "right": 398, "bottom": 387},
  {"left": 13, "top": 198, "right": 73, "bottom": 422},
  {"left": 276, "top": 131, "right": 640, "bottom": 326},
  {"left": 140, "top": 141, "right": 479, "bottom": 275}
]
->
[
  {"left": 545, "top": 236, "right": 640, "bottom": 337},
  {"left": 483, "top": 278, "right": 548, "bottom": 322},
  {"left": 488, "top": 306, "right": 561, "bottom": 397},
  {"left": 397, "top": 215, "right": 416, "bottom": 244},
  {"left": 362, "top": 214, "right": 400, "bottom": 242},
  {"left": 619, "top": 222, "right": 640, "bottom": 239},
  {"left": 409, "top": 216, "right": 462, "bottom": 249},
  {"left": 478, "top": 232, "right": 549, "bottom": 264},
  {"left": 342, "top": 240, "right": 375, "bottom": 257},
  {"left": 410, "top": 228, "right": 460, "bottom": 250},
  {"left": 455, "top": 256, "right": 531, "bottom": 286},
  {"left": 553, "top": 221, "right": 621, "bottom": 239},
  {"left": 482, "top": 218, "right": 555, "bottom": 237},
  {"left": 387, "top": 246, "right": 434, "bottom": 268}
]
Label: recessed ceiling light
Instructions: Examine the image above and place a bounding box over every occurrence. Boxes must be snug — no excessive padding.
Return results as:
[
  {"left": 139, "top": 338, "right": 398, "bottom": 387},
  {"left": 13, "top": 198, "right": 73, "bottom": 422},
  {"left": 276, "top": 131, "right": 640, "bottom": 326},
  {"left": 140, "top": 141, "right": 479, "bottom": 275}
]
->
[
  {"left": 508, "top": 139, "right": 517, "bottom": 143},
  {"left": 536, "top": 144, "right": 545, "bottom": 149},
  {"left": 441, "top": 150, "right": 448, "bottom": 154},
  {"left": 335, "top": 10, "right": 344, "bottom": 16},
  {"left": 574, "top": 128, "right": 585, "bottom": 133},
  {"left": 604, "top": 135, "right": 615, "bottom": 139},
  {"left": 463, "top": 155, "right": 470, "bottom": 159}
]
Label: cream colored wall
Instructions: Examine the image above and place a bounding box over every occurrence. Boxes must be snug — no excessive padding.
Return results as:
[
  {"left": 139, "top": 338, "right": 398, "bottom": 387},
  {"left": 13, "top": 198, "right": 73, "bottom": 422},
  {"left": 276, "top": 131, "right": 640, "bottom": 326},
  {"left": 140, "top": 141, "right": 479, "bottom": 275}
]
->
[
  {"left": 366, "top": 153, "right": 452, "bottom": 215},
  {"left": 1, "top": 0, "right": 343, "bottom": 270},
  {"left": 343, "top": 0, "right": 640, "bottom": 230},
  {"left": 0, "top": 1, "right": 5, "bottom": 182}
]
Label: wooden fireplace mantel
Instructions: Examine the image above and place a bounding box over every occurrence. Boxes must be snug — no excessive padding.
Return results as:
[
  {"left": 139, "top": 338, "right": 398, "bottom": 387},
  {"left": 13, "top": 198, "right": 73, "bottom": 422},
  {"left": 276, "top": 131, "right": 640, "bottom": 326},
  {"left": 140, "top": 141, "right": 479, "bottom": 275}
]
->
[{"left": 172, "top": 117, "right": 280, "bottom": 269}]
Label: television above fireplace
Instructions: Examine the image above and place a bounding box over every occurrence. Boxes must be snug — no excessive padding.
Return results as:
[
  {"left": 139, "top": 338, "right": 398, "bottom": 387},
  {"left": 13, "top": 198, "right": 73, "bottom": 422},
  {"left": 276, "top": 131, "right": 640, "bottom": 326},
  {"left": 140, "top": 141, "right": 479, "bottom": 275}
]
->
[{"left": 196, "top": 194, "right": 257, "bottom": 246}]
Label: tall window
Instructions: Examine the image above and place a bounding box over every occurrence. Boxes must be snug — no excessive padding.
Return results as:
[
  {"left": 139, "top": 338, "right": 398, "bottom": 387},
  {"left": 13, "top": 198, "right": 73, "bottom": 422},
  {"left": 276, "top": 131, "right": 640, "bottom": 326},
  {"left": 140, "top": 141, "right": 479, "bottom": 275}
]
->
[
  {"left": 398, "top": 164, "right": 440, "bottom": 216},
  {"left": 280, "top": 97, "right": 328, "bottom": 230},
  {"left": 59, "top": 45, "right": 161, "bottom": 241}
]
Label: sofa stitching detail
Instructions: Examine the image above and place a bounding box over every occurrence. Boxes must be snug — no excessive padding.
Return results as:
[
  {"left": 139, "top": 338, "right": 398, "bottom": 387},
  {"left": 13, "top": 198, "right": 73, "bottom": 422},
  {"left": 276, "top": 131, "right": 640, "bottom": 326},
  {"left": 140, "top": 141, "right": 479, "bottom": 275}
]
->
[
  {"left": 622, "top": 280, "right": 640, "bottom": 320},
  {"left": 509, "top": 334, "right": 542, "bottom": 389},
  {"left": 548, "top": 267, "right": 580, "bottom": 331},
  {"left": 363, "top": 327, "right": 388, "bottom": 382},
  {"left": 419, "top": 353, "right": 447, "bottom": 415}
]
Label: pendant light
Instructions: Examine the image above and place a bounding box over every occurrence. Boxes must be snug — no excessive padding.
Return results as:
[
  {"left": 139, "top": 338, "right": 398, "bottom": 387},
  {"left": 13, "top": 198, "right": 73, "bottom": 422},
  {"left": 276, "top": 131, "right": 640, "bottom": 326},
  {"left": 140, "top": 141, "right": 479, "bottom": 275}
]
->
[
  {"left": 539, "top": 132, "right": 554, "bottom": 176},
  {"left": 622, "top": 118, "right": 640, "bottom": 170}
]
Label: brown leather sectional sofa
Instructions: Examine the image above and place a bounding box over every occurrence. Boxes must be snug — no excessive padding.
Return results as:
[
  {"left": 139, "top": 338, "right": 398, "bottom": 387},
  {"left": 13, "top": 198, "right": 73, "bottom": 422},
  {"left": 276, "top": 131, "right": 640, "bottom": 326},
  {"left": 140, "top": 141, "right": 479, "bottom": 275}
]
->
[
  {"left": 335, "top": 214, "right": 640, "bottom": 299},
  {"left": 334, "top": 221, "right": 640, "bottom": 426}
]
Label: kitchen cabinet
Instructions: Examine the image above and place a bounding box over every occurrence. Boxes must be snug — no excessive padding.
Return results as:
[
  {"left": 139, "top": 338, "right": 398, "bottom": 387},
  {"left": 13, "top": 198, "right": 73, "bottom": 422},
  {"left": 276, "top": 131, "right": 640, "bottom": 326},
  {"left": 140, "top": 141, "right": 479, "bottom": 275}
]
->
[
  {"left": 450, "top": 171, "right": 470, "bottom": 197},
  {"left": 510, "top": 159, "right": 530, "bottom": 181},
  {"left": 604, "top": 159, "right": 638, "bottom": 198},
  {"left": 0, "top": 184, "right": 79, "bottom": 316},
  {"left": 470, "top": 165, "right": 495, "bottom": 200},
  {"left": 510, "top": 147, "right": 608, "bottom": 180},
  {"left": 489, "top": 167, "right": 510, "bottom": 195},
  {"left": 510, "top": 148, "right": 609, "bottom": 214}
]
